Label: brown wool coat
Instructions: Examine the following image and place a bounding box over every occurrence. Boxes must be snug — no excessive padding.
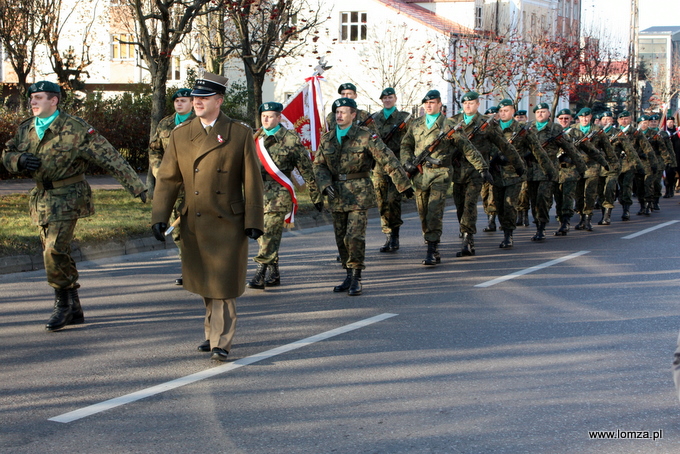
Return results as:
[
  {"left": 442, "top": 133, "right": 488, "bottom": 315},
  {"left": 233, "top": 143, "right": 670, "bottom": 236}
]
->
[{"left": 152, "top": 112, "right": 264, "bottom": 299}]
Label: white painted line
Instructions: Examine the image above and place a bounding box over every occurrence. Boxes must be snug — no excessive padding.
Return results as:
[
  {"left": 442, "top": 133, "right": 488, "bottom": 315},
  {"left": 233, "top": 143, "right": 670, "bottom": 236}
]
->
[
  {"left": 474, "top": 251, "right": 590, "bottom": 288},
  {"left": 49, "top": 313, "right": 398, "bottom": 424},
  {"left": 621, "top": 220, "right": 679, "bottom": 239}
]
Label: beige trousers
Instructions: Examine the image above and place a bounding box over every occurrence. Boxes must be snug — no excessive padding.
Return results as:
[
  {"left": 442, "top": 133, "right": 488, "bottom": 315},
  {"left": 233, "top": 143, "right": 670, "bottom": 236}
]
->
[{"left": 203, "top": 297, "right": 237, "bottom": 351}]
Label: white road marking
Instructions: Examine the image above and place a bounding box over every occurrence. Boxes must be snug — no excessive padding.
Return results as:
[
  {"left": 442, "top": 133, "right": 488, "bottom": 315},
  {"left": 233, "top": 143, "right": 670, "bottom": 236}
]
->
[
  {"left": 621, "top": 220, "right": 679, "bottom": 239},
  {"left": 49, "top": 313, "right": 398, "bottom": 424},
  {"left": 474, "top": 251, "right": 591, "bottom": 288}
]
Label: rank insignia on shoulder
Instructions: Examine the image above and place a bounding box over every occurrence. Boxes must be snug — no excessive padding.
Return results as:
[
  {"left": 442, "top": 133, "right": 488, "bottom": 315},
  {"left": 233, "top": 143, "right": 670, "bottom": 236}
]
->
[{"left": 87, "top": 128, "right": 96, "bottom": 134}]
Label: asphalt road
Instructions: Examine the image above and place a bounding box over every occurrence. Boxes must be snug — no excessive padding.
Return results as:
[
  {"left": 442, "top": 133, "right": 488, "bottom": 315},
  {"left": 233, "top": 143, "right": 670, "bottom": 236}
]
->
[{"left": 1, "top": 200, "right": 680, "bottom": 453}]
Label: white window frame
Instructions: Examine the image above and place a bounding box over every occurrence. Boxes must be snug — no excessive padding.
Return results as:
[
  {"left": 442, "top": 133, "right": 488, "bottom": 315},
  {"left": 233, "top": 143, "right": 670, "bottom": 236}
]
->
[{"left": 340, "top": 11, "right": 367, "bottom": 42}]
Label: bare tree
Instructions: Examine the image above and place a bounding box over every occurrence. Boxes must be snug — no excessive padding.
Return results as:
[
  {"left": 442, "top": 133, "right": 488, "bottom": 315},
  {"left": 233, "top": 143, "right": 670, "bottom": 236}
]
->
[
  {"left": 576, "top": 25, "right": 627, "bottom": 108},
  {"left": 533, "top": 35, "right": 582, "bottom": 115},
  {"left": 183, "top": 7, "right": 229, "bottom": 75}
]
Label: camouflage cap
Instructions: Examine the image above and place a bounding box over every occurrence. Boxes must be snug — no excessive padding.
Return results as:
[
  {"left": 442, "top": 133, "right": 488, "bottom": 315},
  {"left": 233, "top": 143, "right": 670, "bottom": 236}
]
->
[
  {"left": 172, "top": 88, "right": 192, "bottom": 100},
  {"left": 557, "top": 108, "right": 572, "bottom": 117},
  {"left": 380, "top": 87, "right": 396, "bottom": 99},
  {"left": 649, "top": 113, "right": 660, "bottom": 121},
  {"left": 498, "top": 99, "right": 514, "bottom": 108},
  {"left": 533, "top": 102, "right": 550, "bottom": 113},
  {"left": 191, "top": 72, "right": 228, "bottom": 96},
  {"left": 576, "top": 107, "right": 592, "bottom": 117},
  {"left": 259, "top": 102, "right": 284, "bottom": 113},
  {"left": 28, "top": 81, "right": 61, "bottom": 96},
  {"left": 515, "top": 110, "right": 527, "bottom": 117},
  {"left": 338, "top": 83, "right": 357, "bottom": 94},
  {"left": 637, "top": 114, "right": 650, "bottom": 122},
  {"left": 485, "top": 106, "right": 499, "bottom": 115},
  {"left": 618, "top": 110, "right": 631, "bottom": 118},
  {"left": 461, "top": 91, "right": 479, "bottom": 102},
  {"left": 332, "top": 97, "right": 357, "bottom": 113},
  {"left": 422, "top": 90, "right": 441, "bottom": 103}
]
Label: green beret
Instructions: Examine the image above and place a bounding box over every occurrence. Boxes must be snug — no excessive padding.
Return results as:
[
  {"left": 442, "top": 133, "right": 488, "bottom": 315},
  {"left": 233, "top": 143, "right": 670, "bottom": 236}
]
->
[
  {"left": 28, "top": 81, "right": 61, "bottom": 96},
  {"left": 637, "top": 115, "right": 650, "bottom": 122},
  {"left": 380, "top": 87, "right": 395, "bottom": 99},
  {"left": 514, "top": 110, "right": 527, "bottom": 117},
  {"left": 594, "top": 113, "right": 603, "bottom": 120},
  {"left": 533, "top": 103, "right": 550, "bottom": 113},
  {"left": 338, "top": 83, "right": 357, "bottom": 94},
  {"left": 557, "top": 108, "right": 572, "bottom": 117},
  {"left": 576, "top": 107, "right": 592, "bottom": 117},
  {"left": 461, "top": 91, "right": 479, "bottom": 102},
  {"left": 485, "top": 106, "right": 499, "bottom": 115},
  {"left": 649, "top": 114, "right": 660, "bottom": 121},
  {"left": 172, "top": 88, "right": 192, "bottom": 100},
  {"left": 498, "top": 99, "right": 514, "bottom": 108},
  {"left": 422, "top": 90, "right": 441, "bottom": 103},
  {"left": 618, "top": 110, "right": 630, "bottom": 118},
  {"left": 259, "top": 102, "right": 284, "bottom": 113},
  {"left": 332, "top": 97, "right": 357, "bottom": 113},
  {"left": 601, "top": 111, "right": 613, "bottom": 118}
]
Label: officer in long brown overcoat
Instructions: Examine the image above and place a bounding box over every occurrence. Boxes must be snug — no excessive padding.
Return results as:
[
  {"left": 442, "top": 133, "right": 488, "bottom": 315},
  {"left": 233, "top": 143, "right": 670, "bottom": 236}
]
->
[{"left": 151, "top": 72, "right": 264, "bottom": 362}]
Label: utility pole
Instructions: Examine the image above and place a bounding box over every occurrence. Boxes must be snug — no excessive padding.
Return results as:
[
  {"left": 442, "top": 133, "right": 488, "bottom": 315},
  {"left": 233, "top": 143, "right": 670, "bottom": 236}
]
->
[{"left": 628, "top": 0, "right": 639, "bottom": 116}]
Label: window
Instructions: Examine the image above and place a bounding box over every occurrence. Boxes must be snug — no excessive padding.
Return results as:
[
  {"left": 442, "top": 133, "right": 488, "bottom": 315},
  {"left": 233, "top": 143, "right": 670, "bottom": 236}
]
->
[
  {"left": 111, "top": 34, "right": 135, "bottom": 60},
  {"left": 167, "top": 56, "right": 181, "bottom": 81},
  {"left": 340, "top": 12, "right": 367, "bottom": 42},
  {"left": 475, "top": 6, "right": 482, "bottom": 29}
]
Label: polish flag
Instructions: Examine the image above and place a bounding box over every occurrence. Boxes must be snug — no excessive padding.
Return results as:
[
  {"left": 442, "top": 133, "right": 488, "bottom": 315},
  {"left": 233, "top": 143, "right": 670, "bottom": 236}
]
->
[{"left": 281, "top": 75, "right": 325, "bottom": 156}]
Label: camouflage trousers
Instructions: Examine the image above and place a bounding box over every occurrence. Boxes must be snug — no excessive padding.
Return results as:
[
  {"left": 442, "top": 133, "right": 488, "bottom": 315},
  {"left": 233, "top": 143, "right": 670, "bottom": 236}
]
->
[
  {"left": 527, "top": 180, "right": 554, "bottom": 224},
  {"left": 414, "top": 167, "right": 451, "bottom": 242},
  {"left": 618, "top": 170, "right": 636, "bottom": 206},
  {"left": 493, "top": 182, "right": 522, "bottom": 231},
  {"left": 652, "top": 167, "right": 664, "bottom": 199},
  {"left": 516, "top": 181, "right": 529, "bottom": 212},
  {"left": 554, "top": 180, "right": 577, "bottom": 220},
  {"left": 596, "top": 175, "right": 618, "bottom": 209},
  {"left": 40, "top": 219, "right": 79, "bottom": 290},
  {"left": 634, "top": 172, "right": 655, "bottom": 203},
  {"left": 452, "top": 171, "right": 483, "bottom": 235},
  {"left": 575, "top": 176, "right": 599, "bottom": 215},
  {"left": 373, "top": 174, "right": 403, "bottom": 233},
  {"left": 254, "top": 211, "right": 287, "bottom": 265},
  {"left": 482, "top": 182, "right": 496, "bottom": 215},
  {"left": 332, "top": 210, "right": 367, "bottom": 270}
]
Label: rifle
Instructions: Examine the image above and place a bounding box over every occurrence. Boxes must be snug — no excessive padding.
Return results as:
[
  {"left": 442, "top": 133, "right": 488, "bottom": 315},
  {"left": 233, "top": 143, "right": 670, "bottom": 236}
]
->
[
  {"left": 508, "top": 123, "right": 531, "bottom": 145},
  {"left": 407, "top": 120, "right": 465, "bottom": 177},
  {"left": 575, "top": 128, "right": 601, "bottom": 147},
  {"left": 382, "top": 114, "right": 412, "bottom": 144},
  {"left": 358, "top": 114, "right": 376, "bottom": 128},
  {"left": 541, "top": 127, "right": 570, "bottom": 148},
  {"left": 467, "top": 115, "right": 496, "bottom": 141}
]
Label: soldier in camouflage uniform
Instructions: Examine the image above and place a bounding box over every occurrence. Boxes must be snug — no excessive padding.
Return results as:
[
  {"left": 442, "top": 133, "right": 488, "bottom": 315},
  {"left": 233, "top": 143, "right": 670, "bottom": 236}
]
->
[
  {"left": 553, "top": 109, "right": 589, "bottom": 235},
  {"left": 325, "top": 83, "right": 375, "bottom": 132},
  {"left": 402, "top": 90, "right": 491, "bottom": 263},
  {"left": 371, "top": 88, "right": 411, "bottom": 253},
  {"left": 516, "top": 108, "right": 535, "bottom": 228},
  {"left": 450, "top": 93, "right": 518, "bottom": 241},
  {"left": 646, "top": 114, "right": 677, "bottom": 210},
  {"left": 633, "top": 115, "right": 661, "bottom": 215},
  {"left": 494, "top": 99, "right": 553, "bottom": 248},
  {"left": 247, "top": 102, "right": 323, "bottom": 289},
  {"left": 2, "top": 81, "right": 147, "bottom": 331},
  {"left": 613, "top": 111, "right": 645, "bottom": 220},
  {"left": 148, "top": 88, "right": 194, "bottom": 285},
  {"left": 314, "top": 98, "right": 413, "bottom": 296}
]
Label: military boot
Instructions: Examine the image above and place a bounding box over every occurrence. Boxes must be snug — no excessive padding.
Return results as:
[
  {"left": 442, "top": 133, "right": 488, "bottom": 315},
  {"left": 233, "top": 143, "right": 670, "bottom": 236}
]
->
[
  {"left": 68, "top": 287, "right": 84, "bottom": 325},
  {"left": 653, "top": 198, "right": 661, "bottom": 211},
  {"left": 423, "top": 241, "right": 439, "bottom": 266},
  {"left": 483, "top": 214, "right": 497, "bottom": 232},
  {"left": 597, "top": 208, "right": 606, "bottom": 225},
  {"left": 622, "top": 204, "right": 631, "bottom": 221},
  {"left": 333, "top": 269, "right": 352, "bottom": 292},
  {"left": 379, "top": 233, "right": 393, "bottom": 252},
  {"left": 522, "top": 211, "right": 530, "bottom": 227},
  {"left": 265, "top": 261, "right": 280, "bottom": 286},
  {"left": 515, "top": 212, "right": 524, "bottom": 226},
  {"left": 348, "top": 269, "right": 362, "bottom": 296},
  {"left": 499, "top": 229, "right": 514, "bottom": 248},
  {"left": 554, "top": 217, "right": 570, "bottom": 236},
  {"left": 246, "top": 263, "right": 268, "bottom": 289},
  {"left": 531, "top": 222, "right": 546, "bottom": 241},
  {"left": 574, "top": 214, "right": 586, "bottom": 230},
  {"left": 584, "top": 214, "right": 593, "bottom": 231},
  {"left": 599, "top": 208, "right": 612, "bottom": 225},
  {"left": 637, "top": 202, "right": 646, "bottom": 215},
  {"left": 389, "top": 227, "right": 400, "bottom": 251},
  {"left": 456, "top": 233, "right": 475, "bottom": 257},
  {"left": 45, "top": 288, "right": 73, "bottom": 331},
  {"left": 644, "top": 201, "right": 652, "bottom": 215}
]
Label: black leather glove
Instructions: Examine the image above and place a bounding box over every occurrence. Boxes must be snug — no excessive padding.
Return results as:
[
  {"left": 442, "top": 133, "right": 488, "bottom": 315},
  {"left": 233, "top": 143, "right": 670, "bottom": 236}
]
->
[
  {"left": 403, "top": 162, "right": 418, "bottom": 176},
  {"left": 401, "top": 187, "right": 415, "bottom": 199},
  {"left": 137, "top": 190, "right": 147, "bottom": 203},
  {"left": 17, "top": 153, "right": 41, "bottom": 172},
  {"left": 637, "top": 165, "right": 645, "bottom": 174},
  {"left": 245, "top": 228, "right": 263, "bottom": 240},
  {"left": 482, "top": 169, "right": 494, "bottom": 185},
  {"left": 314, "top": 201, "right": 324, "bottom": 212},
  {"left": 516, "top": 166, "right": 525, "bottom": 177},
  {"left": 652, "top": 165, "right": 658, "bottom": 173},
  {"left": 323, "top": 186, "right": 337, "bottom": 201},
  {"left": 603, "top": 163, "right": 610, "bottom": 172},
  {"left": 152, "top": 222, "right": 167, "bottom": 242}
]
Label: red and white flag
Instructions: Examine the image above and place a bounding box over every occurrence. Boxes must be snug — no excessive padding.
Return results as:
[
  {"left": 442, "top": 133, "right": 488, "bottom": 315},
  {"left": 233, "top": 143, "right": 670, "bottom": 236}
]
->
[
  {"left": 281, "top": 75, "right": 325, "bottom": 155},
  {"left": 255, "top": 136, "right": 298, "bottom": 225}
]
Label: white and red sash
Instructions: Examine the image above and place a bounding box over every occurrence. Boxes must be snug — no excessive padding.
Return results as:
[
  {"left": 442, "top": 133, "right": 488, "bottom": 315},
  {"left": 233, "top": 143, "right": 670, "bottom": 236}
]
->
[{"left": 255, "top": 135, "right": 298, "bottom": 225}]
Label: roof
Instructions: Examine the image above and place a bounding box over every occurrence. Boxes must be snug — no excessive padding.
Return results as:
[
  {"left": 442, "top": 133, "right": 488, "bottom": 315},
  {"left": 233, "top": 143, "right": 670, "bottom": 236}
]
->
[
  {"left": 641, "top": 26, "right": 680, "bottom": 35},
  {"left": 374, "top": 0, "right": 474, "bottom": 36}
]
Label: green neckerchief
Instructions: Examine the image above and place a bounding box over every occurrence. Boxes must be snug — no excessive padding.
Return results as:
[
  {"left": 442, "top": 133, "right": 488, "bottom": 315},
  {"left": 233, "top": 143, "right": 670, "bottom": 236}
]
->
[
  {"left": 336, "top": 124, "right": 351, "bottom": 144},
  {"left": 383, "top": 106, "right": 396, "bottom": 120},
  {"left": 579, "top": 124, "right": 591, "bottom": 134},
  {"left": 35, "top": 109, "right": 60, "bottom": 140},
  {"left": 263, "top": 124, "right": 281, "bottom": 136},
  {"left": 604, "top": 125, "right": 613, "bottom": 133},
  {"left": 175, "top": 112, "right": 192, "bottom": 125},
  {"left": 500, "top": 119, "right": 513, "bottom": 130},
  {"left": 463, "top": 113, "right": 475, "bottom": 125},
  {"left": 536, "top": 121, "right": 549, "bottom": 131},
  {"left": 426, "top": 113, "right": 440, "bottom": 129}
]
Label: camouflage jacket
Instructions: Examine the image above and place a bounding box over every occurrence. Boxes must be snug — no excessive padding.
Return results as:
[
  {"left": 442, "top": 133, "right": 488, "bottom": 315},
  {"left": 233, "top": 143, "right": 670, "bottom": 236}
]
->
[
  {"left": 645, "top": 128, "right": 677, "bottom": 167},
  {"left": 564, "top": 127, "right": 609, "bottom": 178},
  {"left": 623, "top": 126, "right": 658, "bottom": 175},
  {"left": 530, "top": 121, "right": 586, "bottom": 183},
  {"left": 325, "top": 108, "right": 378, "bottom": 134},
  {"left": 149, "top": 112, "right": 195, "bottom": 177},
  {"left": 314, "top": 124, "right": 411, "bottom": 212},
  {"left": 449, "top": 112, "right": 520, "bottom": 166},
  {"left": 256, "top": 126, "right": 321, "bottom": 212},
  {"left": 605, "top": 126, "right": 644, "bottom": 174},
  {"left": 372, "top": 109, "right": 410, "bottom": 177},
  {"left": 498, "top": 120, "right": 554, "bottom": 186},
  {"left": 3, "top": 111, "right": 146, "bottom": 225},
  {"left": 401, "top": 114, "right": 487, "bottom": 186}
]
